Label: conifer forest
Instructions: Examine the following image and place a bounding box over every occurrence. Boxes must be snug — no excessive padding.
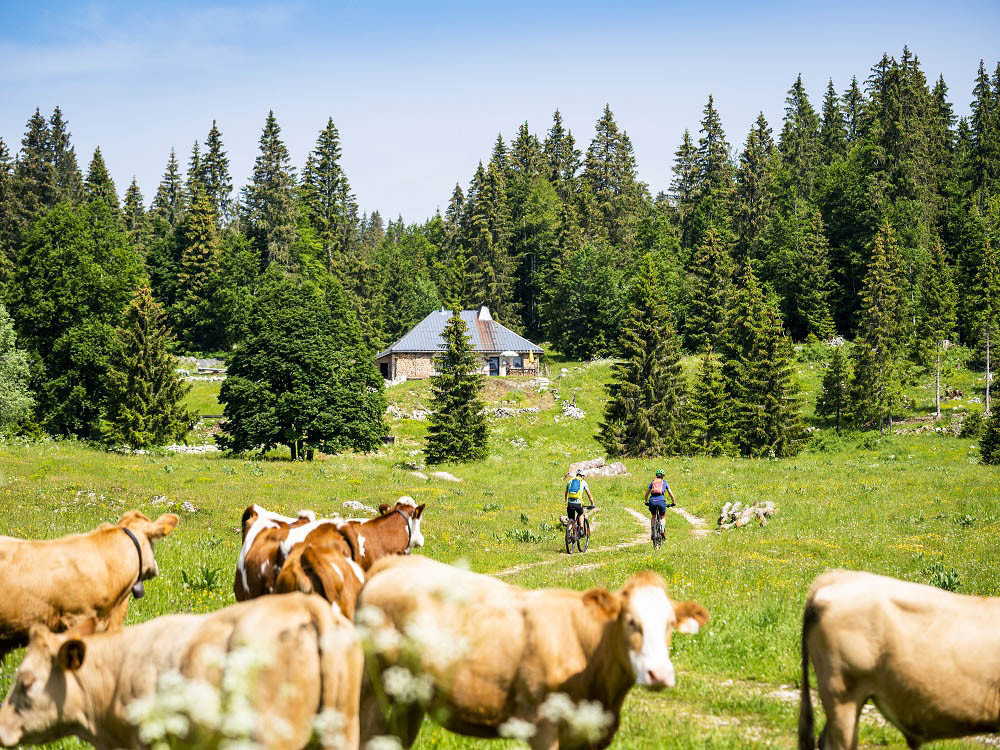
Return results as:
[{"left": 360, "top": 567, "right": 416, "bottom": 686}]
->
[{"left": 2, "top": 47, "right": 1000, "bottom": 458}]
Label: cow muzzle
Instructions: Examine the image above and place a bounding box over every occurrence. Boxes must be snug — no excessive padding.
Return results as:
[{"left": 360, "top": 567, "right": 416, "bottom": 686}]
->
[
  {"left": 642, "top": 664, "right": 676, "bottom": 690},
  {"left": 0, "top": 704, "right": 23, "bottom": 747}
]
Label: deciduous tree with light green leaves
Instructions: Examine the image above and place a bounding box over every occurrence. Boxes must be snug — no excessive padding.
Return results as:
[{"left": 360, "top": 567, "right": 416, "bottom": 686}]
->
[
  {"left": 0, "top": 302, "right": 34, "bottom": 433},
  {"left": 425, "top": 310, "right": 489, "bottom": 464},
  {"left": 102, "top": 287, "right": 195, "bottom": 448}
]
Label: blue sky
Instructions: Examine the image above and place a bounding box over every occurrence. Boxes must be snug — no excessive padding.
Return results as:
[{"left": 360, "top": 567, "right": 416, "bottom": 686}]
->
[{"left": 2, "top": 1, "right": 999, "bottom": 222}]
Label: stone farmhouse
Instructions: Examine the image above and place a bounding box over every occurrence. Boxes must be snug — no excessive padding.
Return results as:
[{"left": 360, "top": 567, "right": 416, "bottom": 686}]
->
[{"left": 375, "top": 307, "right": 544, "bottom": 381}]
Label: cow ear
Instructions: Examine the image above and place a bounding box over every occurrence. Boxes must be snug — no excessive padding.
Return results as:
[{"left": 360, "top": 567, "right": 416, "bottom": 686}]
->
[
  {"left": 673, "top": 601, "right": 709, "bottom": 634},
  {"left": 415, "top": 504, "right": 426, "bottom": 518},
  {"left": 57, "top": 639, "right": 87, "bottom": 671},
  {"left": 583, "top": 588, "right": 621, "bottom": 619},
  {"left": 378, "top": 504, "right": 391, "bottom": 515},
  {"left": 148, "top": 513, "right": 179, "bottom": 540}
]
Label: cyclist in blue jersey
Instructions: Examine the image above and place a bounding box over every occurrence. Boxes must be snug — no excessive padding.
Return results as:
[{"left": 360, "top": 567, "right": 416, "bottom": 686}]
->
[
  {"left": 565, "top": 469, "right": 594, "bottom": 536},
  {"left": 643, "top": 468, "right": 676, "bottom": 540}
]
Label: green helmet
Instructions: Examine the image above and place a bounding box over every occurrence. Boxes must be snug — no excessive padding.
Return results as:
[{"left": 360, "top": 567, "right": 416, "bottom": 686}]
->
[{"left": 655, "top": 468, "right": 665, "bottom": 477}]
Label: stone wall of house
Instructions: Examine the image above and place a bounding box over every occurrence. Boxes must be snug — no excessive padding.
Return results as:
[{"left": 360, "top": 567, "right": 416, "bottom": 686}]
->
[{"left": 394, "top": 353, "right": 436, "bottom": 380}]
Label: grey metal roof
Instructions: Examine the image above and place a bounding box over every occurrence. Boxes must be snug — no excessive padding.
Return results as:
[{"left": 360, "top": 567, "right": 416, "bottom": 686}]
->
[{"left": 376, "top": 308, "right": 544, "bottom": 358}]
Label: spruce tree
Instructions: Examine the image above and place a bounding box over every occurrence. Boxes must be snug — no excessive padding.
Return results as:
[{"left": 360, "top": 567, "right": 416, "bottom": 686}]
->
[
  {"left": 816, "top": 344, "right": 851, "bottom": 432},
  {"left": 196, "top": 120, "right": 233, "bottom": 223},
  {"left": 779, "top": 74, "right": 821, "bottom": 200},
  {"left": 186, "top": 141, "right": 201, "bottom": 194},
  {"left": 688, "top": 345, "right": 731, "bottom": 455},
  {"left": 0, "top": 302, "right": 34, "bottom": 433},
  {"left": 241, "top": 111, "right": 298, "bottom": 271},
  {"left": 301, "top": 117, "right": 358, "bottom": 277},
  {"left": 685, "top": 227, "right": 734, "bottom": 352},
  {"left": 820, "top": 79, "right": 848, "bottom": 160},
  {"left": 980, "top": 413, "right": 1000, "bottom": 464},
  {"left": 733, "top": 113, "right": 775, "bottom": 261},
  {"left": 850, "top": 221, "right": 907, "bottom": 430},
  {"left": 425, "top": 310, "right": 489, "bottom": 463},
  {"left": 152, "top": 149, "right": 185, "bottom": 227},
  {"left": 917, "top": 238, "right": 957, "bottom": 418},
  {"left": 690, "top": 95, "right": 734, "bottom": 245},
  {"left": 173, "top": 185, "right": 220, "bottom": 347},
  {"left": 722, "top": 263, "right": 804, "bottom": 457},
  {"left": 85, "top": 147, "right": 119, "bottom": 211},
  {"left": 970, "top": 233, "right": 999, "bottom": 415},
  {"left": 583, "top": 105, "right": 644, "bottom": 249},
  {"left": 13, "top": 108, "right": 55, "bottom": 226},
  {"left": 102, "top": 286, "right": 195, "bottom": 448},
  {"left": 598, "top": 255, "right": 687, "bottom": 458},
  {"left": 842, "top": 76, "right": 864, "bottom": 143},
  {"left": 670, "top": 128, "right": 700, "bottom": 250},
  {"left": 0, "top": 139, "right": 16, "bottom": 287},
  {"left": 49, "top": 107, "right": 84, "bottom": 204},
  {"left": 464, "top": 156, "right": 516, "bottom": 322},
  {"left": 542, "top": 109, "right": 580, "bottom": 201}
]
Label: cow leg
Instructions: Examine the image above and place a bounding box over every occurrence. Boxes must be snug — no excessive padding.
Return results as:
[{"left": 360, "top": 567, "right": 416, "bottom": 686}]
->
[
  {"left": 818, "top": 699, "right": 863, "bottom": 750},
  {"left": 529, "top": 720, "right": 559, "bottom": 750}
]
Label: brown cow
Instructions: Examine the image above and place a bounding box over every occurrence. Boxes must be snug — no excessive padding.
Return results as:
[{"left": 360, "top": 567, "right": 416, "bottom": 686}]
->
[
  {"left": 799, "top": 569, "right": 1000, "bottom": 749},
  {"left": 234, "top": 505, "right": 317, "bottom": 600},
  {"left": 0, "top": 511, "right": 178, "bottom": 664},
  {"left": 356, "top": 555, "right": 708, "bottom": 750},
  {"left": 273, "top": 498, "right": 426, "bottom": 618},
  {"left": 0, "top": 592, "right": 362, "bottom": 750}
]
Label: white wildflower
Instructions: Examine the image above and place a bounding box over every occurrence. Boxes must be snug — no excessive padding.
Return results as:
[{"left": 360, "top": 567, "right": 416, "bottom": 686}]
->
[
  {"left": 365, "top": 736, "right": 403, "bottom": 750},
  {"left": 381, "top": 666, "right": 434, "bottom": 705},
  {"left": 569, "top": 699, "right": 613, "bottom": 743},
  {"left": 405, "top": 612, "right": 467, "bottom": 670},
  {"left": 539, "top": 692, "right": 575, "bottom": 723},
  {"left": 313, "top": 708, "right": 346, "bottom": 750},
  {"left": 498, "top": 717, "right": 537, "bottom": 741},
  {"left": 355, "top": 605, "right": 386, "bottom": 629}
]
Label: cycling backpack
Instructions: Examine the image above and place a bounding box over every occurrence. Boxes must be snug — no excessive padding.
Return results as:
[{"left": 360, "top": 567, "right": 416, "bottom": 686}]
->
[
  {"left": 651, "top": 477, "right": 665, "bottom": 496},
  {"left": 567, "top": 477, "right": 583, "bottom": 500}
]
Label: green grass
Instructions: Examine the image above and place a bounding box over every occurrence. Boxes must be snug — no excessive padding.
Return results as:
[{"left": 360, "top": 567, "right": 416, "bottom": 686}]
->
[
  {"left": 184, "top": 380, "right": 223, "bottom": 416},
  {"left": 1, "top": 348, "right": 997, "bottom": 749}
]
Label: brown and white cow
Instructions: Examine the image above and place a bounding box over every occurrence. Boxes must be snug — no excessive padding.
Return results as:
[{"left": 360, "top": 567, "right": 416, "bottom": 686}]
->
[
  {"left": 356, "top": 555, "right": 708, "bottom": 750},
  {"left": 234, "top": 505, "right": 318, "bottom": 600},
  {"left": 0, "top": 511, "right": 178, "bottom": 664},
  {"left": 0, "top": 592, "right": 362, "bottom": 750},
  {"left": 799, "top": 569, "right": 1000, "bottom": 750},
  {"left": 273, "top": 498, "right": 426, "bottom": 618}
]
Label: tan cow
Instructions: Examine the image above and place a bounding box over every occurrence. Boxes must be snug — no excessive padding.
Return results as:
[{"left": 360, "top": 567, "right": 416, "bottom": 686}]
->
[
  {"left": 356, "top": 555, "right": 708, "bottom": 750},
  {"left": 0, "top": 511, "right": 178, "bottom": 664},
  {"left": 0, "top": 592, "right": 362, "bottom": 750},
  {"left": 234, "top": 505, "right": 318, "bottom": 600},
  {"left": 799, "top": 569, "right": 1000, "bottom": 749}
]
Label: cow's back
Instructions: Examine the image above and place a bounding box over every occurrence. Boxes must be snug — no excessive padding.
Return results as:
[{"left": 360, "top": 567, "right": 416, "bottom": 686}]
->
[{"left": 807, "top": 569, "right": 1000, "bottom": 740}]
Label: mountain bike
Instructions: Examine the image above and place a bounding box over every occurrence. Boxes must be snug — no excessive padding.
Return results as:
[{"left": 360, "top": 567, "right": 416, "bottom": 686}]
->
[
  {"left": 565, "top": 505, "right": 594, "bottom": 554},
  {"left": 647, "top": 503, "right": 666, "bottom": 549}
]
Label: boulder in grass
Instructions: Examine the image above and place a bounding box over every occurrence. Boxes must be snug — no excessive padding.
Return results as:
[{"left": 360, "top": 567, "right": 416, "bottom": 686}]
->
[
  {"left": 717, "top": 501, "right": 776, "bottom": 530},
  {"left": 565, "top": 457, "right": 629, "bottom": 479}
]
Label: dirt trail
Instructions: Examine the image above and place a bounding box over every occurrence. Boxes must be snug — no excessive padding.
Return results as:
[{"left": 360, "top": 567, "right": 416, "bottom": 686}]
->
[{"left": 669, "top": 504, "right": 712, "bottom": 537}]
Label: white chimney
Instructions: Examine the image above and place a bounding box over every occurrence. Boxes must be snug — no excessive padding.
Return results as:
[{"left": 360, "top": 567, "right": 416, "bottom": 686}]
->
[{"left": 478, "top": 306, "right": 492, "bottom": 321}]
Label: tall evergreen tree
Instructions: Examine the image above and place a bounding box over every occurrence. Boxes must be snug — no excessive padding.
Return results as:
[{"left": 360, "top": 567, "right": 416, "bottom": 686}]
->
[
  {"left": 465, "top": 155, "right": 516, "bottom": 322},
  {"left": 721, "top": 264, "right": 803, "bottom": 457},
  {"left": 670, "top": 128, "right": 700, "bottom": 250},
  {"left": 123, "top": 178, "right": 146, "bottom": 235},
  {"left": 0, "top": 302, "right": 34, "bottom": 433},
  {"left": 969, "top": 229, "right": 1000, "bottom": 415},
  {"left": 733, "top": 113, "right": 775, "bottom": 261},
  {"left": 690, "top": 95, "right": 735, "bottom": 244},
  {"left": 151, "top": 149, "right": 185, "bottom": 227},
  {"left": 195, "top": 121, "right": 233, "bottom": 222},
  {"left": 49, "top": 107, "right": 84, "bottom": 204},
  {"left": 173, "top": 185, "right": 220, "bottom": 347},
  {"left": 842, "top": 76, "right": 865, "bottom": 143},
  {"left": 84, "top": 147, "right": 119, "bottom": 211},
  {"left": 685, "top": 227, "right": 734, "bottom": 351},
  {"left": 543, "top": 109, "right": 580, "bottom": 201},
  {"left": 819, "top": 79, "right": 848, "bottom": 160},
  {"left": 779, "top": 74, "right": 822, "bottom": 200},
  {"left": 241, "top": 111, "right": 298, "bottom": 271},
  {"left": 688, "top": 345, "right": 730, "bottom": 455},
  {"left": 583, "top": 105, "right": 644, "bottom": 249},
  {"left": 0, "top": 139, "right": 16, "bottom": 288},
  {"left": 13, "top": 108, "right": 55, "bottom": 226},
  {"left": 850, "top": 221, "right": 908, "bottom": 429},
  {"left": 186, "top": 141, "right": 202, "bottom": 193},
  {"left": 970, "top": 59, "right": 1000, "bottom": 198},
  {"left": 816, "top": 344, "right": 851, "bottom": 432},
  {"left": 599, "top": 255, "right": 687, "bottom": 457},
  {"left": 917, "top": 238, "right": 957, "bottom": 417},
  {"left": 425, "top": 310, "right": 489, "bottom": 463},
  {"left": 301, "top": 117, "right": 358, "bottom": 277},
  {"left": 102, "top": 286, "right": 195, "bottom": 447}
]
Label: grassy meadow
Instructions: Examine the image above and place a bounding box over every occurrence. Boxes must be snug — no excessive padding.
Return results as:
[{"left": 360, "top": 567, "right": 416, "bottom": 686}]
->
[{"left": 1, "top": 347, "right": 997, "bottom": 749}]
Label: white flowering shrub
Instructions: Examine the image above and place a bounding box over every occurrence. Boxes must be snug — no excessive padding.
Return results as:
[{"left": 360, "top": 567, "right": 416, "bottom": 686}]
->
[
  {"left": 498, "top": 717, "right": 537, "bottom": 742},
  {"left": 538, "top": 692, "right": 614, "bottom": 744}
]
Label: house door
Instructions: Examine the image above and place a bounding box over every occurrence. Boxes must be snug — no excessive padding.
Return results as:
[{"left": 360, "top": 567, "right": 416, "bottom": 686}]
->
[{"left": 488, "top": 357, "right": 499, "bottom": 376}]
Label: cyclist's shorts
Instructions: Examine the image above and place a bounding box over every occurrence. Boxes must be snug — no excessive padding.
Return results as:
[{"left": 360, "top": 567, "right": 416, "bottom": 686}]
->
[
  {"left": 648, "top": 497, "right": 667, "bottom": 514},
  {"left": 567, "top": 502, "right": 584, "bottom": 520}
]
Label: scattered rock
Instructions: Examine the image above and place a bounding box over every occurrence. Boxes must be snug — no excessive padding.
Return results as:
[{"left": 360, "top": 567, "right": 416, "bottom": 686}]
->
[
  {"left": 403, "top": 460, "right": 425, "bottom": 471},
  {"left": 718, "top": 501, "right": 776, "bottom": 530},
  {"left": 510, "top": 437, "right": 527, "bottom": 449},
  {"left": 560, "top": 401, "right": 585, "bottom": 419},
  {"left": 151, "top": 495, "right": 168, "bottom": 505},
  {"left": 343, "top": 500, "right": 377, "bottom": 515},
  {"left": 165, "top": 444, "right": 218, "bottom": 454},
  {"left": 492, "top": 406, "right": 541, "bottom": 419},
  {"left": 565, "top": 457, "right": 629, "bottom": 479},
  {"left": 386, "top": 405, "right": 431, "bottom": 420},
  {"left": 827, "top": 336, "right": 847, "bottom": 347},
  {"left": 179, "top": 501, "right": 198, "bottom": 513},
  {"left": 410, "top": 471, "right": 429, "bottom": 480},
  {"left": 429, "top": 471, "right": 461, "bottom": 482}
]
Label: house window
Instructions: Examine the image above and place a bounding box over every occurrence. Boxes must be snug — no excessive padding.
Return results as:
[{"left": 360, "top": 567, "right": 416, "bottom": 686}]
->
[
  {"left": 488, "top": 357, "right": 499, "bottom": 376},
  {"left": 379, "top": 362, "right": 389, "bottom": 378},
  {"left": 514, "top": 355, "right": 523, "bottom": 369}
]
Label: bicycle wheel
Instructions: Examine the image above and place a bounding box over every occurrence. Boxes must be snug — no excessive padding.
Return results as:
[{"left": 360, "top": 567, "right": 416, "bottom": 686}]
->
[
  {"left": 577, "top": 518, "right": 590, "bottom": 552},
  {"left": 652, "top": 515, "right": 664, "bottom": 549},
  {"left": 565, "top": 520, "right": 574, "bottom": 554}
]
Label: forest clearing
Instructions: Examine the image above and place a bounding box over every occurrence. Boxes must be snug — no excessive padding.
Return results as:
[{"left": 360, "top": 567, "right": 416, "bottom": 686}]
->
[{"left": 1, "top": 357, "right": 996, "bottom": 749}]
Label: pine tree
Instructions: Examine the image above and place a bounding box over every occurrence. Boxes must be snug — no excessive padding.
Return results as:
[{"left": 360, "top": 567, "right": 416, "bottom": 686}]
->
[
  {"left": 981, "top": 413, "right": 1000, "bottom": 464},
  {"left": 543, "top": 109, "right": 580, "bottom": 201},
  {"left": 464, "top": 157, "right": 516, "bottom": 322},
  {"left": 721, "top": 264, "right": 804, "bottom": 457},
  {"left": 102, "top": 286, "right": 195, "bottom": 447},
  {"left": 186, "top": 141, "right": 201, "bottom": 194},
  {"left": 301, "top": 117, "right": 358, "bottom": 277},
  {"left": 842, "top": 76, "right": 864, "bottom": 143},
  {"left": 917, "top": 238, "right": 957, "bottom": 418},
  {"left": 0, "top": 139, "right": 16, "bottom": 287},
  {"left": 598, "top": 255, "right": 687, "bottom": 457},
  {"left": 816, "top": 344, "right": 851, "bottom": 432},
  {"left": 733, "top": 113, "right": 775, "bottom": 261},
  {"left": 49, "top": 107, "right": 84, "bottom": 204},
  {"left": 0, "top": 302, "right": 34, "bottom": 432},
  {"left": 670, "top": 128, "right": 700, "bottom": 250},
  {"left": 425, "top": 310, "right": 489, "bottom": 463},
  {"left": 970, "top": 59, "right": 1000, "bottom": 197},
  {"left": 779, "top": 74, "right": 821, "bottom": 200},
  {"left": 123, "top": 178, "right": 146, "bottom": 235},
  {"left": 583, "top": 105, "right": 644, "bottom": 249},
  {"left": 152, "top": 149, "right": 185, "bottom": 227},
  {"left": 13, "top": 108, "right": 55, "bottom": 226},
  {"left": 173, "top": 185, "right": 220, "bottom": 347},
  {"left": 690, "top": 95, "right": 735, "bottom": 245},
  {"left": 241, "top": 111, "right": 298, "bottom": 271},
  {"left": 820, "top": 79, "right": 848, "bottom": 160},
  {"left": 685, "top": 227, "right": 734, "bottom": 351},
  {"left": 85, "top": 147, "right": 119, "bottom": 211},
  {"left": 688, "top": 345, "right": 730, "bottom": 455},
  {"left": 969, "top": 230, "right": 1000, "bottom": 415},
  {"left": 196, "top": 121, "right": 233, "bottom": 222},
  {"left": 850, "top": 221, "right": 907, "bottom": 430}
]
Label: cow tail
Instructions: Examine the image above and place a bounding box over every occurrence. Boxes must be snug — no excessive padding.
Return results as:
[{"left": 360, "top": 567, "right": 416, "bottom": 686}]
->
[
  {"left": 799, "top": 601, "right": 818, "bottom": 750},
  {"left": 309, "top": 597, "right": 362, "bottom": 749}
]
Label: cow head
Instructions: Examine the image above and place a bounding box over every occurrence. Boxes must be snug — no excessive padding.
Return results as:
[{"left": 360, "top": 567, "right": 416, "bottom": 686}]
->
[
  {"left": 0, "top": 620, "right": 96, "bottom": 747},
  {"left": 116, "top": 511, "right": 179, "bottom": 582},
  {"left": 583, "top": 571, "right": 708, "bottom": 690},
  {"left": 379, "top": 496, "right": 426, "bottom": 552}
]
